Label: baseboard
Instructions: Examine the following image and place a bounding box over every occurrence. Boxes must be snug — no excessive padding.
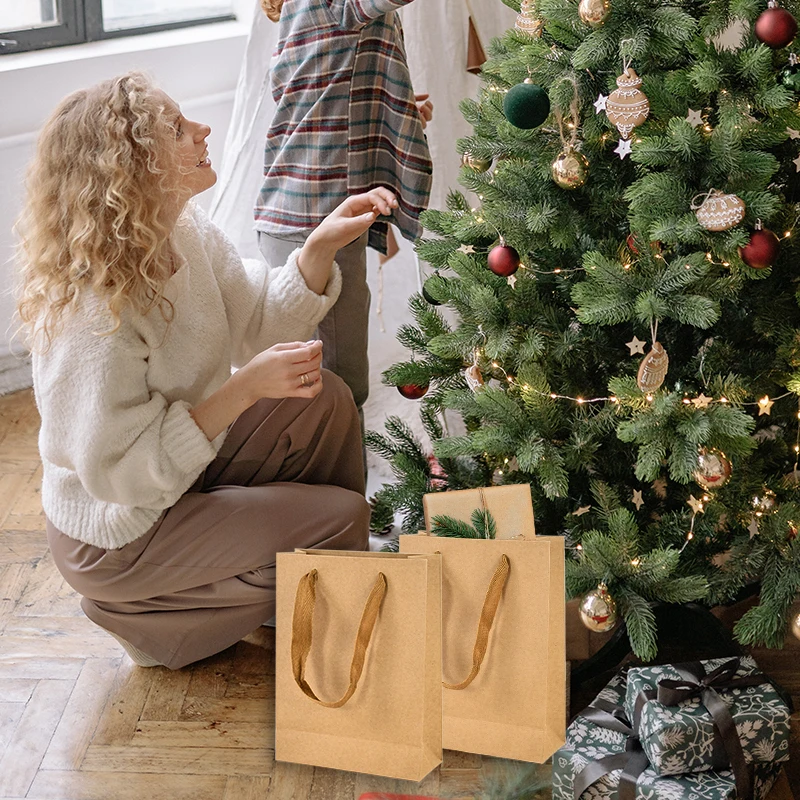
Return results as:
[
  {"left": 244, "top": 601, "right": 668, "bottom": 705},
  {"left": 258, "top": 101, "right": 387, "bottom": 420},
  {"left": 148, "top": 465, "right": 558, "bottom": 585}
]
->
[{"left": 0, "top": 352, "right": 33, "bottom": 396}]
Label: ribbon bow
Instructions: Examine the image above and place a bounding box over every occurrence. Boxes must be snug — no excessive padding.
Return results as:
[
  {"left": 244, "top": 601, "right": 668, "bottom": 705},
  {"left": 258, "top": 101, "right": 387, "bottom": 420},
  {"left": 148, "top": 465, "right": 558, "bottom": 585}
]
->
[
  {"left": 655, "top": 658, "right": 765, "bottom": 800},
  {"left": 572, "top": 696, "right": 650, "bottom": 800}
]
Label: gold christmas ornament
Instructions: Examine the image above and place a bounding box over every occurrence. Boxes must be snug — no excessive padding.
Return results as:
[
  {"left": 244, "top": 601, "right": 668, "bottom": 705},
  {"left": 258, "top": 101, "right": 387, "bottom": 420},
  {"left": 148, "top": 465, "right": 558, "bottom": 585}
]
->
[
  {"left": 694, "top": 447, "right": 732, "bottom": 491},
  {"left": 606, "top": 68, "right": 650, "bottom": 139},
  {"left": 461, "top": 152, "right": 493, "bottom": 172},
  {"left": 551, "top": 148, "right": 590, "bottom": 189},
  {"left": 791, "top": 611, "right": 800, "bottom": 641},
  {"left": 578, "top": 0, "right": 610, "bottom": 27},
  {"left": 579, "top": 583, "right": 618, "bottom": 632},
  {"left": 636, "top": 341, "right": 669, "bottom": 392},
  {"left": 515, "top": 0, "right": 543, "bottom": 37},
  {"left": 693, "top": 190, "right": 746, "bottom": 232},
  {"left": 752, "top": 488, "right": 777, "bottom": 517}
]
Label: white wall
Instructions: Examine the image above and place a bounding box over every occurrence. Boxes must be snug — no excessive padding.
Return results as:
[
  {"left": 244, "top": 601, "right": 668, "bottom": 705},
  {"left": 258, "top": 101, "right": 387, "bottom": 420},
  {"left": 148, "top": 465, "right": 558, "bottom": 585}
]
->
[{"left": 0, "top": 1, "right": 253, "bottom": 392}]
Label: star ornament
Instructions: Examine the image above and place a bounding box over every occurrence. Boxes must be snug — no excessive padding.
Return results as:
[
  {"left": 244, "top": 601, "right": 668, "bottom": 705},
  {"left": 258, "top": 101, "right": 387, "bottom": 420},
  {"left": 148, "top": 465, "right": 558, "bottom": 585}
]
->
[
  {"left": 758, "top": 395, "right": 774, "bottom": 416},
  {"left": 787, "top": 128, "right": 800, "bottom": 140},
  {"left": 614, "top": 138, "right": 632, "bottom": 159},
  {"left": 507, "top": 274, "right": 517, "bottom": 288},
  {"left": 632, "top": 489, "right": 644, "bottom": 511},
  {"left": 687, "top": 495, "right": 705, "bottom": 514},
  {"left": 692, "top": 393, "right": 712, "bottom": 409},
  {"left": 626, "top": 336, "right": 646, "bottom": 355},
  {"left": 794, "top": 154, "right": 800, "bottom": 173},
  {"left": 572, "top": 505, "right": 591, "bottom": 517},
  {"left": 594, "top": 93, "right": 608, "bottom": 114},
  {"left": 686, "top": 108, "right": 703, "bottom": 127},
  {"left": 458, "top": 244, "right": 476, "bottom": 254}
]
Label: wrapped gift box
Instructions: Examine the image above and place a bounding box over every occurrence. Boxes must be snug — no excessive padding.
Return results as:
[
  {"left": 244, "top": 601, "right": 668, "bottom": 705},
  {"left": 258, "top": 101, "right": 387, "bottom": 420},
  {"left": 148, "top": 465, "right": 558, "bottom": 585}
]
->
[
  {"left": 551, "top": 668, "right": 784, "bottom": 800},
  {"left": 624, "top": 656, "right": 791, "bottom": 777}
]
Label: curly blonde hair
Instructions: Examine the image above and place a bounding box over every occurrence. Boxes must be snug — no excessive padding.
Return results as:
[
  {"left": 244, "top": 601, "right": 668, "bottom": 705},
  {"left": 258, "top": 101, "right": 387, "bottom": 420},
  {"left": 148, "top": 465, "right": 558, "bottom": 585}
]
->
[{"left": 15, "top": 71, "right": 182, "bottom": 352}]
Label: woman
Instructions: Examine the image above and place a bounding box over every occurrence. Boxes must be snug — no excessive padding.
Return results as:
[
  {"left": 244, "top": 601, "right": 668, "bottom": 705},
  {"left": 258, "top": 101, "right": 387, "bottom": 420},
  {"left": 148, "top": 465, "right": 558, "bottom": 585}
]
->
[{"left": 15, "top": 71, "right": 397, "bottom": 669}]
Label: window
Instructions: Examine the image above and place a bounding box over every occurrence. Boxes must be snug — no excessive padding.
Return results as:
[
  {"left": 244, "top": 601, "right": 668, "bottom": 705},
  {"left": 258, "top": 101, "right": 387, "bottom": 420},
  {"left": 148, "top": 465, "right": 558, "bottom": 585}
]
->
[{"left": 0, "top": 0, "right": 236, "bottom": 55}]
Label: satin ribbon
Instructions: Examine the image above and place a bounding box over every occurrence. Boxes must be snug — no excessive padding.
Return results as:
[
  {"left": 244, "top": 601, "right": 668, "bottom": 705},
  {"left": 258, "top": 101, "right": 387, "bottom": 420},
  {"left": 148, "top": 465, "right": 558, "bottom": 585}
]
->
[
  {"left": 572, "top": 696, "right": 650, "bottom": 800},
  {"left": 654, "top": 658, "right": 765, "bottom": 800}
]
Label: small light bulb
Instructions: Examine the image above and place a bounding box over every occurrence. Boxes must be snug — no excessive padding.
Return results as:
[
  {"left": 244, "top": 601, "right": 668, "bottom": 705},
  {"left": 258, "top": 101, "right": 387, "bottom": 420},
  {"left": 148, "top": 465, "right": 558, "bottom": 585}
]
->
[{"left": 646, "top": 394, "right": 654, "bottom": 402}]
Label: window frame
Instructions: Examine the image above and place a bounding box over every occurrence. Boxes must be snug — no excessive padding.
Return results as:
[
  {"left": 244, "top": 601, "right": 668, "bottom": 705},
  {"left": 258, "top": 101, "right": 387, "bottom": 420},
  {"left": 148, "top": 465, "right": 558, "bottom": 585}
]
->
[{"left": 0, "top": 0, "right": 236, "bottom": 55}]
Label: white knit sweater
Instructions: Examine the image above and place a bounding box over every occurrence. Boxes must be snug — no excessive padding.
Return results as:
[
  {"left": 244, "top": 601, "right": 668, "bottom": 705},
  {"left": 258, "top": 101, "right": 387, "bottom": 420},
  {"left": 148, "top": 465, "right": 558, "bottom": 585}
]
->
[{"left": 33, "top": 202, "right": 342, "bottom": 550}]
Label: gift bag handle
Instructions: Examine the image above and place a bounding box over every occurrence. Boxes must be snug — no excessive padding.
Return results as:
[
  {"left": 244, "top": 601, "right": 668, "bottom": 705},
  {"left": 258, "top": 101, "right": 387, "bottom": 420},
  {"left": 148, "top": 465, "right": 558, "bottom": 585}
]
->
[
  {"left": 291, "top": 568, "right": 387, "bottom": 708},
  {"left": 443, "top": 553, "right": 510, "bottom": 690}
]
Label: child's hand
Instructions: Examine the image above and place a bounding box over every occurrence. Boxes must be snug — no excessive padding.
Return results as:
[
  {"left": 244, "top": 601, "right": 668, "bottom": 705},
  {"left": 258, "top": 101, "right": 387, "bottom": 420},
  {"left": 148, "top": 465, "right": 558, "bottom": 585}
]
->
[
  {"left": 415, "top": 93, "right": 434, "bottom": 129},
  {"left": 305, "top": 188, "right": 398, "bottom": 257}
]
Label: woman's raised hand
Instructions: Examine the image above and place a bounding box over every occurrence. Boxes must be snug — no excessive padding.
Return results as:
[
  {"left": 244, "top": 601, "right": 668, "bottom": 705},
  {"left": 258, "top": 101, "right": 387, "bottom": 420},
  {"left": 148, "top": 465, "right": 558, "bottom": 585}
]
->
[{"left": 305, "top": 188, "right": 398, "bottom": 257}]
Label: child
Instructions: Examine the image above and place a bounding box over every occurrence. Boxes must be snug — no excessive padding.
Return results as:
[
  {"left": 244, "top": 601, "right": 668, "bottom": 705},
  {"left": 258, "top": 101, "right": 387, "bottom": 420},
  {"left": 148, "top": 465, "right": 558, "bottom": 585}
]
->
[
  {"left": 15, "top": 71, "right": 397, "bottom": 669},
  {"left": 255, "top": 0, "right": 433, "bottom": 417}
]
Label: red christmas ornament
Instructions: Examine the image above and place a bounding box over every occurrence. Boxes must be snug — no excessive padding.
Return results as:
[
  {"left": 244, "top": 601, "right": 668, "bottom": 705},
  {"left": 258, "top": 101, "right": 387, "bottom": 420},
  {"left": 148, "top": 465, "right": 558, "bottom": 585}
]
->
[
  {"left": 755, "top": 1, "right": 797, "bottom": 48},
  {"left": 626, "top": 234, "right": 661, "bottom": 255},
  {"left": 397, "top": 383, "right": 429, "bottom": 400},
  {"left": 739, "top": 227, "right": 780, "bottom": 269},
  {"left": 487, "top": 243, "right": 520, "bottom": 276}
]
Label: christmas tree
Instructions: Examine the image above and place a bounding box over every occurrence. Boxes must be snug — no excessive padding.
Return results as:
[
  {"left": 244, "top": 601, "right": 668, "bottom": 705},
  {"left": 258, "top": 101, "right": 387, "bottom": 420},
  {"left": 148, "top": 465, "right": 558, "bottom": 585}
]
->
[{"left": 366, "top": 0, "right": 800, "bottom": 660}]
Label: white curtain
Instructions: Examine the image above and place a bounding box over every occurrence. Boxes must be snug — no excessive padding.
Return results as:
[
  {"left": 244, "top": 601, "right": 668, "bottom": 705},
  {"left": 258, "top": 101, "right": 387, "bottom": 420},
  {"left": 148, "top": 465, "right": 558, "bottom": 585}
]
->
[{"left": 210, "top": 0, "right": 516, "bottom": 483}]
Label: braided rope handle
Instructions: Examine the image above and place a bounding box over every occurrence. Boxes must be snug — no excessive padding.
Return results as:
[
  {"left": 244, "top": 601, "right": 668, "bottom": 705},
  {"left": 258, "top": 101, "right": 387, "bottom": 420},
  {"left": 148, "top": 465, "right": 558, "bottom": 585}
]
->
[{"left": 291, "top": 569, "right": 387, "bottom": 708}]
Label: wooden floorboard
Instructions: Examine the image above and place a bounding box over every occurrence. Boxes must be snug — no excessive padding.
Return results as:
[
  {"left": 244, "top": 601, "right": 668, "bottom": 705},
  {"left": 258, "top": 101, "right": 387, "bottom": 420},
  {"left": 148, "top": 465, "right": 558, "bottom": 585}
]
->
[{"left": 0, "top": 387, "right": 795, "bottom": 799}]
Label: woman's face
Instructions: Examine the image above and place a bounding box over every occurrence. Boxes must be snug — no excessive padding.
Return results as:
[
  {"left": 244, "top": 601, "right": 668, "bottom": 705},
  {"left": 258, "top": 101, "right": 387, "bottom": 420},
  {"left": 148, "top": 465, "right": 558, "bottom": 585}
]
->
[{"left": 157, "top": 91, "right": 217, "bottom": 200}]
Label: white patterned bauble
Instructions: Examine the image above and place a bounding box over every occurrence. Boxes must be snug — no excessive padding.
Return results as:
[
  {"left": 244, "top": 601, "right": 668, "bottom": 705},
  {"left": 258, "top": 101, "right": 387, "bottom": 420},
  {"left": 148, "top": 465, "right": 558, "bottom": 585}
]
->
[
  {"left": 605, "top": 68, "right": 650, "bottom": 139},
  {"left": 515, "top": 0, "right": 543, "bottom": 37},
  {"left": 694, "top": 190, "right": 746, "bottom": 232}
]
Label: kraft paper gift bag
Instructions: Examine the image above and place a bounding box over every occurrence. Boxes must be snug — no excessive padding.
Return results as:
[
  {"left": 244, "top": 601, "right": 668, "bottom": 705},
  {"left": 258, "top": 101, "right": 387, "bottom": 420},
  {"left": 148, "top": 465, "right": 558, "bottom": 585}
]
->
[
  {"left": 399, "top": 533, "right": 565, "bottom": 762},
  {"left": 422, "top": 484, "right": 535, "bottom": 539},
  {"left": 275, "top": 549, "right": 442, "bottom": 781}
]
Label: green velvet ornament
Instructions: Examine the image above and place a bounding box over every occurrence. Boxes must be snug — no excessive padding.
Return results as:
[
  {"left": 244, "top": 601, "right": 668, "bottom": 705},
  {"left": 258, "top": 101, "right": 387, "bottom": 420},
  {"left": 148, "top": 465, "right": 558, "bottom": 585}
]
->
[
  {"left": 422, "top": 278, "right": 441, "bottom": 306},
  {"left": 503, "top": 81, "right": 550, "bottom": 129},
  {"left": 780, "top": 62, "right": 800, "bottom": 92}
]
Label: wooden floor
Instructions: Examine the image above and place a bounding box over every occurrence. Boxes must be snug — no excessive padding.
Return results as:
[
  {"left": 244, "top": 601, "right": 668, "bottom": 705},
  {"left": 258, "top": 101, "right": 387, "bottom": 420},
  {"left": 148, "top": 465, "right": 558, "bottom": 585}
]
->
[{"left": 0, "top": 387, "right": 796, "bottom": 800}]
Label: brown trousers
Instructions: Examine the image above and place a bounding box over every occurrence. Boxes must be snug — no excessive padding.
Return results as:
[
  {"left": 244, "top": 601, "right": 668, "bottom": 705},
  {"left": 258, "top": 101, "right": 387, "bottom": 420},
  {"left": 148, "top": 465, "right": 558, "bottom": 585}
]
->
[{"left": 46, "top": 371, "right": 369, "bottom": 669}]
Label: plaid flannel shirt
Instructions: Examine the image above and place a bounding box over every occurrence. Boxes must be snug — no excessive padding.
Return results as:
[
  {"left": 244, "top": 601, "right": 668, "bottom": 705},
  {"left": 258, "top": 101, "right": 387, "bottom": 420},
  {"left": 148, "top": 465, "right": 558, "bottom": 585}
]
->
[{"left": 253, "top": 0, "right": 433, "bottom": 253}]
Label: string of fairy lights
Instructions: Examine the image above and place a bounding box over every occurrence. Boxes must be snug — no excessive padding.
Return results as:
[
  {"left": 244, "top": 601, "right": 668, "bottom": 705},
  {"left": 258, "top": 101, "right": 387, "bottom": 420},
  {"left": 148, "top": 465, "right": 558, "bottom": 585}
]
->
[{"left": 469, "top": 332, "right": 800, "bottom": 556}]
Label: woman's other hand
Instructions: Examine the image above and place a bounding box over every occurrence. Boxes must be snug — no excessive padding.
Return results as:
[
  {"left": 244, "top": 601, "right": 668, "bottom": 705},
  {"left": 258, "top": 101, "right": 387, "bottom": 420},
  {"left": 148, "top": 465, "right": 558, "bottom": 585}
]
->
[
  {"left": 189, "top": 340, "right": 324, "bottom": 442},
  {"left": 237, "top": 340, "right": 324, "bottom": 401}
]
